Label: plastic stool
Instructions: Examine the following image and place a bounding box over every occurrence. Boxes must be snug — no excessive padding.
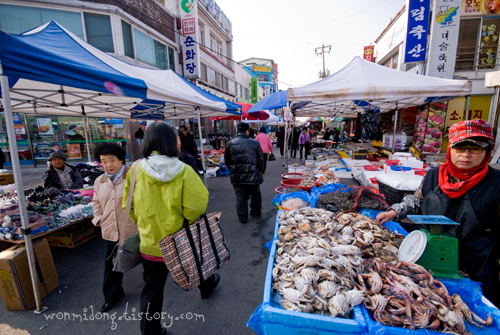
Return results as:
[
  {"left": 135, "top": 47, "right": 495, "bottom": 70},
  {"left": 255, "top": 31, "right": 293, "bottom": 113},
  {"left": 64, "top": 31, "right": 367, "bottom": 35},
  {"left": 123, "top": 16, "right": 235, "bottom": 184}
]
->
[{"left": 218, "top": 163, "right": 230, "bottom": 176}]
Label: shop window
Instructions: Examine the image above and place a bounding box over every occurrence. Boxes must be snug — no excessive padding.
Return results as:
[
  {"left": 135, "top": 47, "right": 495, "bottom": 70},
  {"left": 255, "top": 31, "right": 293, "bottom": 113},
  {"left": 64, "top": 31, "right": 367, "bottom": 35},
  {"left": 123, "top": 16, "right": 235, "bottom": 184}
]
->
[
  {"left": 201, "top": 63, "right": 208, "bottom": 81},
  {"left": 122, "top": 21, "right": 134, "bottom": 58},
  {"left": 207, "top": 66, "right": 216, "bottom": 86},
  {"left": 478, "top": 18, "right": 500, "bottom": 69},
  {"left": 199, "top": 21, "right": 205, "bottom": 46},
  {"left": 84, "top": 13, "right": 114, "bottom": 53},
  {"left": 216, "top": 73, "right": 223, "bottom": 89},
  {"left": 223, "top": 77, "right": 228, "bottom": 91},
  {"left": 168, "top": 46, "right": 175, "bottom": 71},
  {"left": 0, "top": 4, "right": 84, "bottom": 38},
  {"left": 228, "top": 79, "right": 235, "bottom": 95},
  {"left": 133, "top": 28, "right": 169, "bottom": 69},
  {"left": 237, "top": 83, "right": 242, "bottom": 98},
  {"left": 258, "top": 74, "right": 269, "bottom": 81},
  {"left": 456, "top": 19, "right": 480, "bottom": 71},
  {"left": 210, "top": 33, "right": 223, "bottom": 59}
]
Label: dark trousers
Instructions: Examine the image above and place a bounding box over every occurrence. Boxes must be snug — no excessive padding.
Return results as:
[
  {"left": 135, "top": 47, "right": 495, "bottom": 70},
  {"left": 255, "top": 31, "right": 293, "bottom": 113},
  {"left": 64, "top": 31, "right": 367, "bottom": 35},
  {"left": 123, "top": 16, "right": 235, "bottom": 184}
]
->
[
  {"left": 103, "top": 240, "right": 124, "bottom": 303},
  {"left": 291, "top": 145, "right": 298, "bottom": 158},
  {"left": 140, "top": 259, "right": 219, "bottom": 335},
  {"left": 279, "top": 146, "right": 284, "bottom": 156},
  {"left": 140, "top": 259, "right": 169, "bottom": 335},
  {"left": 232, "top": 184, "right": 262, "bottom": 219},
  {"left": 300, "top": 144, "right": 309, "bottom": 160},
  {"left": 262, "top": 154, "right": 268, "bottom": 174}
]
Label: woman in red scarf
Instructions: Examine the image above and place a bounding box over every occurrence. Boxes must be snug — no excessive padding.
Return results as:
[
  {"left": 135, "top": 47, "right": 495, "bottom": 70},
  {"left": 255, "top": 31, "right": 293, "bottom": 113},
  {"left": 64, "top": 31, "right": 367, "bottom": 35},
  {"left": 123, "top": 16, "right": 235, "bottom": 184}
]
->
[{"left": 376, "top": 120, "right": 500, "bottom": 306}]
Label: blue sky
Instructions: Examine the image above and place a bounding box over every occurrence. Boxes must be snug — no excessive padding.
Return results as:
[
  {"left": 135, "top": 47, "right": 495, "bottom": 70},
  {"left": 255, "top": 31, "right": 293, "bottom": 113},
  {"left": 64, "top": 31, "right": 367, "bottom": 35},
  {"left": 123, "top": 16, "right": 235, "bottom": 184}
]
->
[{"left": 215, "top": 0, "right": 406, "bottom": 90}]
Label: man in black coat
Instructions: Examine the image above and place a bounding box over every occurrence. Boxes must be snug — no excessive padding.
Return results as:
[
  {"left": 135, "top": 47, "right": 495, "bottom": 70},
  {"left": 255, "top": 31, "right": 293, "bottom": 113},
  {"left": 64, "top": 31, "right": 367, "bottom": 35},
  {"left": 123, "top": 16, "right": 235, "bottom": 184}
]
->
[
  {"left": 224, "top": 122, "right": 265, "bottom": 223},
  {"left": 43, "top": 152, "right": 84, "bottom": 189},
  {"left": 179, "top": 125, "right": 198, "bottom": 158}
]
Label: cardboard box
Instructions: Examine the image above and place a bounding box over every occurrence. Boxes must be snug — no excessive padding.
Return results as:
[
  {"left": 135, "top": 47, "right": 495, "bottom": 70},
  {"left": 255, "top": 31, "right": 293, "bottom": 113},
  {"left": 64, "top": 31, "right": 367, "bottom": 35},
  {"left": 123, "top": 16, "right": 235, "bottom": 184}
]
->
[
  {"left": 0, "top": 173, "right": 14, "bottom": 185},
  {"left": 45, "top": 221, "right": 95, "bottom": 248},
  {"left": 0, "top": 239, "right": 59, "bottom": 310}
]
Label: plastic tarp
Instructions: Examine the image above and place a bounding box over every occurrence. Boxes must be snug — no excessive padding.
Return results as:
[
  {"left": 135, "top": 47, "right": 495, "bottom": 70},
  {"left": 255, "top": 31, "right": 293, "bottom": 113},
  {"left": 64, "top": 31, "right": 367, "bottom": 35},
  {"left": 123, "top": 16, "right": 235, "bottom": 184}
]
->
[
  {"left": 272, "top": 191, "right": 313, "bottom": 208},
  {"left": 0, "top": 21, "right": 241, "bottom": 119},
  {"left": 247, "top": 90, "right": 288, "bottom": 113},
  {"left": 287, "top": 56, "right": 471, "bottom": 117}
]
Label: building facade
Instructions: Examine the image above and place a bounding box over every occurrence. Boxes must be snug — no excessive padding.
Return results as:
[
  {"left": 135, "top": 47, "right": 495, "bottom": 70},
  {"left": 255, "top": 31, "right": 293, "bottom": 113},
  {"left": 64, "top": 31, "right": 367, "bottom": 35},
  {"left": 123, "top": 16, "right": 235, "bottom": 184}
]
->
[
  {"left": 239, "top": 57, "right": 278, "bottom": 100},
  {"left": 373, "top": 1, "right": 500, "bottom": 153}
]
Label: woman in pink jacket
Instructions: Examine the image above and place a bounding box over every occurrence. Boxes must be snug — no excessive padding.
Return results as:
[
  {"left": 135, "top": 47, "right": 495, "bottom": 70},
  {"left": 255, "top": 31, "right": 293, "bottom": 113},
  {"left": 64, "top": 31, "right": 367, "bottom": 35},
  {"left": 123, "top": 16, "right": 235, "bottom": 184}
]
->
[{"left": 255, "top": 127, "right": 273, "bottom": 174}]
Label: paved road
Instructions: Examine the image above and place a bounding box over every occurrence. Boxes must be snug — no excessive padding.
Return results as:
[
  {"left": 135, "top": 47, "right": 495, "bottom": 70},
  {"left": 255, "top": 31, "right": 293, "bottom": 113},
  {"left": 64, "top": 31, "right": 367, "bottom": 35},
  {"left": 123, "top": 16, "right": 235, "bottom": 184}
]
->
[{"left": 0, "top": 148, "right": 358, "bottom": 335}]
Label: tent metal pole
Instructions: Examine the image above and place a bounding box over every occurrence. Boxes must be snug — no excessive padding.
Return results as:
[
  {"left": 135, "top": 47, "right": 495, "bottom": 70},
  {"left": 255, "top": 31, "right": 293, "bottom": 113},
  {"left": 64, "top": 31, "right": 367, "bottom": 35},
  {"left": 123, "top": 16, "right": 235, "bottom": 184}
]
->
[
  {"left": 1, "top": 74, "right": 47, "bottom": 314},
  {"left": 83, "top": 116, "right": 92, "bottom": 163},
  {"left": 283, "top": 116, "right": 288, "bottom": 170},
  {"left": 392, "top": 107, "right": 399, "bottom": 153},
  {"left": 197, "top": 108, "right": 207, "bottom": 187}
]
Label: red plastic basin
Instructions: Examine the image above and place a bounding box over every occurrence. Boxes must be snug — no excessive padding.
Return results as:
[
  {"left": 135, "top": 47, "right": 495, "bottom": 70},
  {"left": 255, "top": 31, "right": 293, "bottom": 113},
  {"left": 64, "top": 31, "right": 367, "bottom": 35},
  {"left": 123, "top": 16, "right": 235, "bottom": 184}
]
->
[
  {"left": 363, "top": 165, "right": 380, "bottom": 171},
  {"left": 281, "top": 178, "right": 301, "bottom": 187},
  {"left": 369, "top": 177, "right": 379, "bottom": 185},
  {"left": 282, "top": 173, "right": 303, "bottom": 180},
  {"left": 385, "top": 160, "right": 400, "bottom": 166}
]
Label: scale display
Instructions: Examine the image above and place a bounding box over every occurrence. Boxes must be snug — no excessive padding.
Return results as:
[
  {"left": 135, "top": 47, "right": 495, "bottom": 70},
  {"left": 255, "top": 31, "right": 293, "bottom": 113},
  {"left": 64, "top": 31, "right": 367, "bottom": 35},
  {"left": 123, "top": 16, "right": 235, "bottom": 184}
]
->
[{"left": 398, "top": 230, "right": 427, "bottom": 262}]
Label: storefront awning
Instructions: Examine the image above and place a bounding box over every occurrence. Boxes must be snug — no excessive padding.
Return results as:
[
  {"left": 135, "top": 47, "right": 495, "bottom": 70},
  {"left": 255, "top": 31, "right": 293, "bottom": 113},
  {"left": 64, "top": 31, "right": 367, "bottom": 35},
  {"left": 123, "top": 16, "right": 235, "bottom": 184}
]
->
[{"left": 0, "top": 22, "right": 241, "bottom": 119}]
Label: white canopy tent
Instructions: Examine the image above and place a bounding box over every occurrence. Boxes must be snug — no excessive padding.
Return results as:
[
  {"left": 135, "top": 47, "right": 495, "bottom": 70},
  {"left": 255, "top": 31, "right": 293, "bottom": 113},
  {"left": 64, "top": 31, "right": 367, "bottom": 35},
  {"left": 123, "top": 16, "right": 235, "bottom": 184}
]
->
[
  {"left": 0, "top": 22, "right": 241, "bottom": 313},
  {"left": 288, "top": 56, "right": 472, "bottom": 117}
]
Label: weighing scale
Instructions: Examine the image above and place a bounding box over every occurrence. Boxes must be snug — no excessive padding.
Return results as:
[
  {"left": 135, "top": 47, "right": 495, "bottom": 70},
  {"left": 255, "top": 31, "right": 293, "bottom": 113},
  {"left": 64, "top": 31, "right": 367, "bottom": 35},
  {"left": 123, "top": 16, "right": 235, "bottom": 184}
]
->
[{"left": 398, "top": 215, "right": 463, "bottom": 279}]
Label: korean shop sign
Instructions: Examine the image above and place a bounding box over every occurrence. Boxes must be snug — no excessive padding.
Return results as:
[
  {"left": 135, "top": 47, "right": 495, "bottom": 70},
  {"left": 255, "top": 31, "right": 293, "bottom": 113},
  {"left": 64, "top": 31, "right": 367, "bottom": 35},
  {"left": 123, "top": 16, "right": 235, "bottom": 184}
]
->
[
  {"left": 404, "top": 0, "right": 431, "bottom": 63},
  {"left": 363, "top": 46, "right": 375, "bottom": 62},
  {"left": 427, "top": 0, "right": 461, "bottom": 79},
  {"left": 251, "top": 77, "right": 258, "bottom": 103},
  {"left": 180, "top": 0, "right": 200, "bottom": 79},
  {"left": 253, "top": 65, "right": 272, "bottom": 73}
]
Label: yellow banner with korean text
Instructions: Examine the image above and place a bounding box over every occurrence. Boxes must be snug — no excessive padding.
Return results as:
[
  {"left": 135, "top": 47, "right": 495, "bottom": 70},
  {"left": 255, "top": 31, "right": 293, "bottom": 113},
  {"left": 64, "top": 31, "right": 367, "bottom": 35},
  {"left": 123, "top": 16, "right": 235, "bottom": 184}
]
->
[
  {"left": 462, "top": 0, "right": 500, "bottom": 16},
  {"left": 252, "top": 65, "right": 272, "bottom": 73},
  {"left": 442, "top": 95, "right": 491, "bottom": 150}
]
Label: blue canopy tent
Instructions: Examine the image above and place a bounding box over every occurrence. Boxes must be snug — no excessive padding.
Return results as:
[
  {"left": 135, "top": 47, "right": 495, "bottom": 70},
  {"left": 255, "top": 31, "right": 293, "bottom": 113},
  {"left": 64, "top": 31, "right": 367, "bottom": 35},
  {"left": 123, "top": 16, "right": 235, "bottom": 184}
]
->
[
  {"left": 247, "top": 90, "right": 288, "bottom": 114},
  {"left": 0, "top": 22, "right": 241, "bottom": 312}
]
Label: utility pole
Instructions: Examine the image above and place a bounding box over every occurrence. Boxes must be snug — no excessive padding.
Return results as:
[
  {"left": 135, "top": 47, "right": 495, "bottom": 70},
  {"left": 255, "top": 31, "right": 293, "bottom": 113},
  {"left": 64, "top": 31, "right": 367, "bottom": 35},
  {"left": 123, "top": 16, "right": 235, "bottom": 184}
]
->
[{"left": 315, "top": 44, "right": 332, "bottom": 78}]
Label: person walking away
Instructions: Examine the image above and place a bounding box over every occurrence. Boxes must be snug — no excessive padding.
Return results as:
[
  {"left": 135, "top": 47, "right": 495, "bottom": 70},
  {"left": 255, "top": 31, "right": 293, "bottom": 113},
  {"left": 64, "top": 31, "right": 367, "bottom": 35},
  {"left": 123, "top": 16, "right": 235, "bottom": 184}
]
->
[
  {"left": 323, "top": 128, "right": 332, "bottom": 142},
  {"left": 289, "top": 126, "right": 300, "bottom": 159},
  {"left": 135, "top": 126, "right": 144, "bottom": 147},
  {"left": 376, "top": 120, "right": 500, "bottom": 307},
  {"left": 122, "top": 123, "right": 218, "bottom": 335},
  {"left": 255, "top": 127, "right": 273, "bottom": 174},
  {"left": 43, "top": 152, "right": 83, "bottom": 189},
  {"left": 248, "top": 127, "right": 255, "bottom": 139},
  {"left": 299, "top": 128, "right": 311, "bottom": 160},
  {"left": 277, "top": 127, "right": 285, "bottom": 157},
  {"left": 0, "top": 147, "right": 5, "bottom": 169},
  {"left": 178, "top": 133, "right": 198, "bottom": 173},
  {"left": 179, "top": 125, "right": 198, "bottom": 158},
  {"left": 224, "top": 122, "right": 265, "bottom": 223},
  {"left": 332, "top": 128, "right": 340, "bottom": 148},
  {"left": 92, "top": 143, "right": 137, "bottom": 313}
]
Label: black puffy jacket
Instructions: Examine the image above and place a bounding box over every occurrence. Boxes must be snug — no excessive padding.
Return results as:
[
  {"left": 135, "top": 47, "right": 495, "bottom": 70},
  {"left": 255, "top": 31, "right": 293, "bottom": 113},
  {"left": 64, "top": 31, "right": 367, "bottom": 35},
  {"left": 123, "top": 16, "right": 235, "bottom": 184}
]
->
[{"left": 224, "top": 133, "right": 264, "bottom": 185}]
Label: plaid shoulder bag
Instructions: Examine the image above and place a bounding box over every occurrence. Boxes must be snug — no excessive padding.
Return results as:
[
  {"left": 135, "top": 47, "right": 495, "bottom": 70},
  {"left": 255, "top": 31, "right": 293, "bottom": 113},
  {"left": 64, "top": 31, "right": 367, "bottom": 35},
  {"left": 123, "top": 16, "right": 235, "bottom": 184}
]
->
[{"left": 158, "top": 212, "right": 230, "bottom": 291}]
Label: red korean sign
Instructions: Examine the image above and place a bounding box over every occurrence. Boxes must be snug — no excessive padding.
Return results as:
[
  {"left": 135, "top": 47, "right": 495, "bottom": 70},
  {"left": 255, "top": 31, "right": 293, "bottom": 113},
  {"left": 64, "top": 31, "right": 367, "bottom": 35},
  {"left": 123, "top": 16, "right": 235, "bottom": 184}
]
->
[
  {"left": 273, "top": 63, "right": 278, "bottom": 79},
  {"left": 363, "top": 46, "right": 375, "bottom": 62}
]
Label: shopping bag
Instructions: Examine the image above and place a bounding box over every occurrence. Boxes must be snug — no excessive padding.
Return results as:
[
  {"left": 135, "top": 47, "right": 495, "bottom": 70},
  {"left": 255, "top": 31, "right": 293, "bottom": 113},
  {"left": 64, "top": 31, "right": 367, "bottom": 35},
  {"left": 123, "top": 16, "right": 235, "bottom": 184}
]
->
[
  {"left": 109, "top": 160, "right": 142, "bottom": 273},
  {"left": 158, "top": 212, "right": 230, "bottom": 291},
  {"left": 268, "top": 152, "right": 276, "bottom": 161}
]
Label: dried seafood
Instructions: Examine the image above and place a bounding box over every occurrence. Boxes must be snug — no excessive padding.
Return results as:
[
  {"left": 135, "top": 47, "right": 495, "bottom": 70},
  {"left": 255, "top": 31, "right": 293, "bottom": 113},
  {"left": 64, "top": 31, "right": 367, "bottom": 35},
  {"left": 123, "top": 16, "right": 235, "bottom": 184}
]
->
[{"left": 359, "top": 260, "right": 492, "bottom": 334}]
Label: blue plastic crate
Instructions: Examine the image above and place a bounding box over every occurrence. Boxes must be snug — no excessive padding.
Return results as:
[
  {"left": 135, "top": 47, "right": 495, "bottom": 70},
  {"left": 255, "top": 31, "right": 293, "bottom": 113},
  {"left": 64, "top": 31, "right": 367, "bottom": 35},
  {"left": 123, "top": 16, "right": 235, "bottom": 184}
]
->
[{"left": 248, "top": 212, "right": 367, "bottom": 335}]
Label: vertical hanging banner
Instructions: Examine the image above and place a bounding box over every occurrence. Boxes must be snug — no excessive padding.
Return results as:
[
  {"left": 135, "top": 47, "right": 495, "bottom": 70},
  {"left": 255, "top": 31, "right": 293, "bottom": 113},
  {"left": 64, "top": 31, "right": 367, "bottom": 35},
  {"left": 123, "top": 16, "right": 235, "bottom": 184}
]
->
[
  {"left": 363, "top": 46, "right": 375, "bottom": 62},
  {"left": 426, "top": 0, "right": 461, "bottom": 78},
  {"left": 251, "top": 77, "right": 258, "bottom": 103},
  {"left": 180, "top": 0, "right": 200, "bottom": 79},
  {"left": 404, "top": 0, "right": 431, "bottom": 63}
]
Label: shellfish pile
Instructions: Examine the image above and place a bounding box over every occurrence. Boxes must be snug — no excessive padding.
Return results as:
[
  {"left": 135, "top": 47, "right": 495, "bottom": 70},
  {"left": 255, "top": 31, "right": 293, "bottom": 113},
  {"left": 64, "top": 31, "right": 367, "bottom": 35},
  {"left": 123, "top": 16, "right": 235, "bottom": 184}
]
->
[
  {"left": 359, "top": 260, "right": 492, "bottom": 334},
  {"left": 273, "top": 210, "right": 492, "bottom": 334}
]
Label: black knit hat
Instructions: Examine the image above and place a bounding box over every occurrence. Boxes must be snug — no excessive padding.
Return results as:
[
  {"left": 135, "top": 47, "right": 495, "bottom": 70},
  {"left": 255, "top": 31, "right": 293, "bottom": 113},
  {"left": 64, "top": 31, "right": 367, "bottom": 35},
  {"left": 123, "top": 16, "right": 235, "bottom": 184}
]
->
[{"left": 48, "top": 152, "right": 66, "bottom": 161}]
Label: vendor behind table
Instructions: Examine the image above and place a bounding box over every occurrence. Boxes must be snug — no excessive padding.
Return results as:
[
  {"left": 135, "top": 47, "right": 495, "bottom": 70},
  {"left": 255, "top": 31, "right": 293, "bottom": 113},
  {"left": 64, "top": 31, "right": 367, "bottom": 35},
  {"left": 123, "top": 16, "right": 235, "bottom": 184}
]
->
[{"left": 375, "top": 119, "right": 500, "bottom": 307}]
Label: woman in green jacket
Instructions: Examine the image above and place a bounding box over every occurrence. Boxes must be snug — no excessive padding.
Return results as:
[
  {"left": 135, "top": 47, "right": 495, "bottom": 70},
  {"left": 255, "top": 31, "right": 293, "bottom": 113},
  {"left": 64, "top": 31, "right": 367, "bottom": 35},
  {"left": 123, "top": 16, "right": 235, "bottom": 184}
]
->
[{"left": 123, "top": 122, "right": 217, "bottom": 335}]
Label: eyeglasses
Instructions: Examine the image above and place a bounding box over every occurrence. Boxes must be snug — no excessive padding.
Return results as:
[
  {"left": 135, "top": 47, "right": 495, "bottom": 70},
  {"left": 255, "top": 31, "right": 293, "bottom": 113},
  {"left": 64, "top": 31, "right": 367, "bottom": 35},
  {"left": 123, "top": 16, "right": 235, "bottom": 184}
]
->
[{"left": 451, "top": 146, "right": 485, "bottom": 154}]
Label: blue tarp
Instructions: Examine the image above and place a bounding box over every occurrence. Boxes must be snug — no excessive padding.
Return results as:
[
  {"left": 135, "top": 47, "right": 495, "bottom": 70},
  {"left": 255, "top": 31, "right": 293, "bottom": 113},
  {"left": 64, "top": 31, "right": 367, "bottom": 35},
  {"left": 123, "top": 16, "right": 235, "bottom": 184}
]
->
[{"left": 247, "top": 91, "right": 288, "bottom": 113}]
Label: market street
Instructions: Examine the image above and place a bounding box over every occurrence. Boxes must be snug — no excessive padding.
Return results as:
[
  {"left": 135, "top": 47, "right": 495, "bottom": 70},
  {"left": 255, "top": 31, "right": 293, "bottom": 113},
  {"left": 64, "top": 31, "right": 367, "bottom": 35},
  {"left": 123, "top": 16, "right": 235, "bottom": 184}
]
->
[{"left": 0, "top": 149, "right": 346, "bottom": 335}]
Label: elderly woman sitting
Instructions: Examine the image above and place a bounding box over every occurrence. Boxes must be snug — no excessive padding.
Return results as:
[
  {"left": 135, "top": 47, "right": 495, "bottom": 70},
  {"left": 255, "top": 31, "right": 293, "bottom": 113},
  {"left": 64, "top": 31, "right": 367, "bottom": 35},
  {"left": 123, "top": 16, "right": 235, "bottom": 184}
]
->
[{"left": 43, "top": 152, "right": 83, "bottom": 189}]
